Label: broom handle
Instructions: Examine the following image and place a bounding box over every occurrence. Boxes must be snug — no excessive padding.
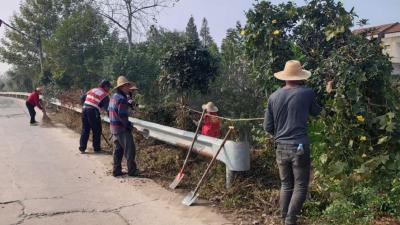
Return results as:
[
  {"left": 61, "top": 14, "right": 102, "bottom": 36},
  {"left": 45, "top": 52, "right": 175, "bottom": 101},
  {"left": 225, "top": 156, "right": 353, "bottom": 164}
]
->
[
  {"left": 179, "top": 109, "right": 206, "bottom": 173},
  {"left": 101, "top": 132, "right": 112, "bottom": 148},
  {"left": 191, "top": 127, "right": 234, "bottom": 195}
]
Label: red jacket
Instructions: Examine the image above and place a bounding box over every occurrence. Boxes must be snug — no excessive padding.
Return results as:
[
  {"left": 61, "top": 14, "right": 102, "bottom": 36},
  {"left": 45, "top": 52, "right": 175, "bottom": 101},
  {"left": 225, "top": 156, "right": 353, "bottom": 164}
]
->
[
  {"left": 26, "top": 90, "right": 42, "bottom": 109},
  {"left": 201, "top": 112, "right": 221, "bottom": 138}
]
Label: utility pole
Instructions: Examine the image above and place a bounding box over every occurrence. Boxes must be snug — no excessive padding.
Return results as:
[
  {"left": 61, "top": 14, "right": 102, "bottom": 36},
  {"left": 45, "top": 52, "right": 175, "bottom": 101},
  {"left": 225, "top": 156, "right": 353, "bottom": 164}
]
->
[{"left": 36, "top": 35, "right": 44, "bottom": 76}]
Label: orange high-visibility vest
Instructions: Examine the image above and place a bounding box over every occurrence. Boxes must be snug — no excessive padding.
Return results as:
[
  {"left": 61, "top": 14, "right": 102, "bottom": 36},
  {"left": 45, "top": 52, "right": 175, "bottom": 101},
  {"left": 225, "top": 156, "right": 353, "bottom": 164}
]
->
[{"left": 84, "top": 87, "right": 108, "bottom": 111}]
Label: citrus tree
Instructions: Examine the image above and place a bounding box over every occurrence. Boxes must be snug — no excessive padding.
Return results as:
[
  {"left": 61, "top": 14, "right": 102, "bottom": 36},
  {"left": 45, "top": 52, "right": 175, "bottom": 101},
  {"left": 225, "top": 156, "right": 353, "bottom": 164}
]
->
[{"left": 242, "top": 0, "right": 400, "bottom": 223}]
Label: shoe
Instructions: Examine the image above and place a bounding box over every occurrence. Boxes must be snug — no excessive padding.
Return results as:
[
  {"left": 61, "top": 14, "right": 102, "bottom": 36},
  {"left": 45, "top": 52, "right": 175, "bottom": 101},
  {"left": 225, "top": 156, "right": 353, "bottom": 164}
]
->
[
  {"left": 113, "top": 171, "right": 126, "bottom": 177},
  {"left": 128, "top": 169, "right": 141, "bottom": 177},
  {"left": 30, "top": 122, "right": 38, "bottom": 126},
  {"left": 79, "top": 147, "right": 86, "bottom": 154},
  {"left": 94, "top": 149, "right": 102, "bottom": 153}
]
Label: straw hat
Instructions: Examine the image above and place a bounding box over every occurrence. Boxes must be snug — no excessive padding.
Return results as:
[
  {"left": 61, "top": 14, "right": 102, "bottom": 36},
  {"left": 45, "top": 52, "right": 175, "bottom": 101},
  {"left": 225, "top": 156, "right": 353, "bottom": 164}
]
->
[
  {"left": 202, "top": 102, "right": 218, "bottom": 113},
  {"left": 274, "top": 60, "right": 311, "bottom": 81},
  {"left": 129, "top": 85, "right": 139, "bottom": 90},
  {"left": 114, "top": 76, "right": 138, "bottom": 90},
  {"left": 36, "top": 86, "right": 44, "bottom": 91}
]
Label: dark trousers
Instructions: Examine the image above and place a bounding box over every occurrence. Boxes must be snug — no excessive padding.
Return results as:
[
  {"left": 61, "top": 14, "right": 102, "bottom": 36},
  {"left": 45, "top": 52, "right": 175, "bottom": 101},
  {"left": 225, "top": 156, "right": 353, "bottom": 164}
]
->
[
  {"left": 112, "top": 131, "right": 137, "bottom": 175},
  {"left": 276, "top": 144, "right": 311, "bottom": 225},
  {"left": 79, "top": 107, "right": 102, "bottom": 152},
  {"left": 26, "top": 102, "right": 36, "bottom": 123}
]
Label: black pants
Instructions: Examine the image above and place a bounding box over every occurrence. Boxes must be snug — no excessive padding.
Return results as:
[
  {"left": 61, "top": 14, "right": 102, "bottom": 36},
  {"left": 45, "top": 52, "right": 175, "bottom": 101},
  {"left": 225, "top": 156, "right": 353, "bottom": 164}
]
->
[
  {"left": 26, "top": 102, "right": 36, "bottom": 124},
  {"left": 79, "top": 107, "right": 102, "bottom": 152},
  {"left": 112, "top": 131, "right": 137, "bottom": 175}
]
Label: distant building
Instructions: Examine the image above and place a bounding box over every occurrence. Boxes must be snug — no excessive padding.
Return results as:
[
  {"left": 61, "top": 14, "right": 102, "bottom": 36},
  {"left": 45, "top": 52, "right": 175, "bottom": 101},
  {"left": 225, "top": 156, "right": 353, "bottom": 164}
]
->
[{"left": 353, "top": 22, "right": 400, "bottom": 75}]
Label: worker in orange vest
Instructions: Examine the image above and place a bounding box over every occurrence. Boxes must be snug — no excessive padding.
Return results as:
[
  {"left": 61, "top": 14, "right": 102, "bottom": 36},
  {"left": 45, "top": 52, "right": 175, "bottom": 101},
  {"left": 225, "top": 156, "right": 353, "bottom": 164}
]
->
[{"left": 79, "top": 80, "right": 112, "bottom": 153}]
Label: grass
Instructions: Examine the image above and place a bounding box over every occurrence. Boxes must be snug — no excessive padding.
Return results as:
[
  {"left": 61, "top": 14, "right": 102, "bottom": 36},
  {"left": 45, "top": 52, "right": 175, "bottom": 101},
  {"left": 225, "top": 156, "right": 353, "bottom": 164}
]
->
[{"left": 50, "top": 107, "right": 400, "bottom": 225}]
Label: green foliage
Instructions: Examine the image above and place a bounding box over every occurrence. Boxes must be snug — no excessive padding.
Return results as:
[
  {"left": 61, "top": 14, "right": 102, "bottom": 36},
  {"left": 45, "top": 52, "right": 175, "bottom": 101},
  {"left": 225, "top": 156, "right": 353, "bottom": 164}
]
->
[
  {"left": 243, "top": 0, "right": 400, "bottom": 223},
  {"left": 45, "top": 6, "right": 109, "bottom": 88},
  {"left": 216, "top": 24, "right": 263, "bottom": 118},
  {"left": 199, "top": 18, "right": 213, "bottom": 47},
  {"left": 185, "top": 16, "right": 200, "bottom": 45},
  {"left": 0, "top": 0, "right": 90, "bottom": 90},
  {"left": 243, "top": 1, "right": 299, "bottom": 95},
  {"left": 3, "top": 0, "right": 400, "bottom": 223},
  {"left": 160, "top": 41, "right": 218, "bottom": 103}
]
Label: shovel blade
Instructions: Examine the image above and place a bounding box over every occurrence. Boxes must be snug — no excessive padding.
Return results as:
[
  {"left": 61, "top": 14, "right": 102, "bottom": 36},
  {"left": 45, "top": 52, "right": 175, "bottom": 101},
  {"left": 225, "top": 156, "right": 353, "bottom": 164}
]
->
[
  {"left": 169, "top": 172, "right": 184, "bottom": 189},
  {"left": 182, "top": 191, "right": 198, "bottom": 206}
]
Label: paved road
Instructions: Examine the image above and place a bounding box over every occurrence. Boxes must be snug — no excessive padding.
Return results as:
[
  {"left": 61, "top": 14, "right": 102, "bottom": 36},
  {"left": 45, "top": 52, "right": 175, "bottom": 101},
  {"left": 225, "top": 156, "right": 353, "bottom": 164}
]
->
[{"left": 0, "top": 97, "right": 231, "bottom": 225}]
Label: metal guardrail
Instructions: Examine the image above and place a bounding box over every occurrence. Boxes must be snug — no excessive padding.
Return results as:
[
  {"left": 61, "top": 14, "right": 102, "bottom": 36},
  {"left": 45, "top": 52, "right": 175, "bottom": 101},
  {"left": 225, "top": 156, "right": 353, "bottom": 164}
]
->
[{"left": 0, "top": 92, "right": 251, "bottom": 188}]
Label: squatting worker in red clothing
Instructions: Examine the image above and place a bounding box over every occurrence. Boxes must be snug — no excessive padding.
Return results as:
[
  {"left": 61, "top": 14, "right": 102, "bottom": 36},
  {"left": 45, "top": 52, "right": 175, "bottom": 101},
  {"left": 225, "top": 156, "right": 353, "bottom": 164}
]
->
[
  {"left": 200, "top": 102, "right": 221, "bottom": 138},
  {"left": 26, "top": 86, "right": 44, "bottom": 125}
]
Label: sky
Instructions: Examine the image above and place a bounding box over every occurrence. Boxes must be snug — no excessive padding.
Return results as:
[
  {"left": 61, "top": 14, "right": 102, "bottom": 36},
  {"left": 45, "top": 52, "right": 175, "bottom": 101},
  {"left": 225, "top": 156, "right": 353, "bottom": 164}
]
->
[{"left": 0, "top": 0, "right": 399, "bottom": 74}]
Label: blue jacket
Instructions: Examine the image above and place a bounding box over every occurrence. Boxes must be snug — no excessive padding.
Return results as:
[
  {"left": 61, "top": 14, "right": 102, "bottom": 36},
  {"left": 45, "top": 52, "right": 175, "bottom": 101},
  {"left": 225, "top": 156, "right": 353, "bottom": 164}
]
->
[{"left": 108, "top": 90, "right": 131, "bottom": 134}]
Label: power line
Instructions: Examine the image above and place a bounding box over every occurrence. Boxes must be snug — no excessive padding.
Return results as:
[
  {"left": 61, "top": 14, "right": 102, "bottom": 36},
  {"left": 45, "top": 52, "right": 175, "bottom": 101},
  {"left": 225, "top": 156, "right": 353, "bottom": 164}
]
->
[
  {"left": 0, "top": 18, "right": 44, "bottom": 77},
  {"left": 0, "top": 18, "right": 36, "bottom": 41}
]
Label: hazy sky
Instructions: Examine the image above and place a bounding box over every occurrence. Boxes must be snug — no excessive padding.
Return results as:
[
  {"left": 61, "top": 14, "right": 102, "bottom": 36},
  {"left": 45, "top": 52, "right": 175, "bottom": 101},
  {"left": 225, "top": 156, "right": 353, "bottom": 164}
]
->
[{"left": 0, "top": 0, "right": 399, "bottom": 74}]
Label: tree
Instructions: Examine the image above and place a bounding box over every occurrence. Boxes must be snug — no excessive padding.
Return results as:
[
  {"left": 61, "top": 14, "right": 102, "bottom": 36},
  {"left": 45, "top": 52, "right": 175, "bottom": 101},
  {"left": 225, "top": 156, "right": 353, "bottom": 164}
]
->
[
  {"left": 160, "top": 42, "right": 218, "bottom": 105},
  {"left": 98, "top": 0, "right": 175, "bottom": 51},
  {"left": 242, "top": 0, "right": 400, "bottom": 222},
  {"left": 199, "top": 17, "right": 219, "bottom": 58},
  {"left": 146, "top": 25, "right": 186, "bottom": 61},
  {"left": 243, "top": 1, "right": 299, "bottom": 95},
  {"left": 185, "top": 16, "right": 200, "bottom": 45},
  {"left": 0, "top": 0, "right": 91, "bottom": 90},
  {"left": 214, "top": 24, "right": 263, "bottom": 118},
  {"left": 200, "top": 18, "right": 212, "bottom": 47},
  {"left": 45, "top": 6, "right": 110, "bottom": 89}
]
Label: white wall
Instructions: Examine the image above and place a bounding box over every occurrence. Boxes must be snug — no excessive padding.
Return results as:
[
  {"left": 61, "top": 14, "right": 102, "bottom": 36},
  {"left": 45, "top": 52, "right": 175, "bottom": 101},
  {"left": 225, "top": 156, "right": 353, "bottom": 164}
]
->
[
  {"left": 382, "top": 32, "right": 400, "bottom": 74},
  {"left": 382, "top": 32, "right": 400, "bottom": 63}
]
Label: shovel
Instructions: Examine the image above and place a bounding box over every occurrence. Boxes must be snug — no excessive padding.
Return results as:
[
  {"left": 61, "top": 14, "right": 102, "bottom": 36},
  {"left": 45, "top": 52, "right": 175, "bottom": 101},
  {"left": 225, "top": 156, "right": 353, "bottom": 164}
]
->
[
  {"left": 182, "top": 126, "right": 234, "bottom": 206},
  {"left": 101, "top": 132, "right": 113, "bottom": 149},
  {"left": 169, "top": 108, "right": 206, "bottom": 189}
]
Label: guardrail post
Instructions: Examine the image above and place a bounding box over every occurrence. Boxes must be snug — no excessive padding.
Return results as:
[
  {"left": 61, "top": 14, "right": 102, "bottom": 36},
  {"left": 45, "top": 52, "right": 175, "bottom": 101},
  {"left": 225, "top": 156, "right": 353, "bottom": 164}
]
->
[{"left": 225, "top": 167, "right": 234, "bottom": 189}]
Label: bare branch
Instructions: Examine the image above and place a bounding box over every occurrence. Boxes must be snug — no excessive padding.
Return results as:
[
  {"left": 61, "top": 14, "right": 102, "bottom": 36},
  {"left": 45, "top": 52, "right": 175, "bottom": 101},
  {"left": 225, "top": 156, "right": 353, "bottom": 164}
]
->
[
  {"left": 99, "top": 11, "right": 127, "bottom": 32},
  {"left": 98, "top": 0, "right": 176, "bottom": 49}
]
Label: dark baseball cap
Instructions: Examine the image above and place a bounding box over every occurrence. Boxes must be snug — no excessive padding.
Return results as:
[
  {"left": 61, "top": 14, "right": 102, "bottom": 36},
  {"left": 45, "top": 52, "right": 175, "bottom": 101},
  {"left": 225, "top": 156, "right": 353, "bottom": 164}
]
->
[{"left": 99, "top": 80, "right": 112, "bottom": 88}]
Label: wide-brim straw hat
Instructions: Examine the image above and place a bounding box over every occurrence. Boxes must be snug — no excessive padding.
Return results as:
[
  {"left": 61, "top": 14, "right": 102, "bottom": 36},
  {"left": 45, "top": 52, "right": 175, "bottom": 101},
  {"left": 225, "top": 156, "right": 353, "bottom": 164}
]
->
[
  {"left": 129, "top": 85, "right": 139, "bottom": 90},
  {"left": 36, "top": 86, "right": 44, "bottom": 91},
  {"left": 114, "top": 76, "right": 138, "bottom": 90},
  {"left": 274, "top": 60, "right": 311, "bottom": 81},
  {"left": 202, "top": 102, "right": 218, "bottom": 113}
]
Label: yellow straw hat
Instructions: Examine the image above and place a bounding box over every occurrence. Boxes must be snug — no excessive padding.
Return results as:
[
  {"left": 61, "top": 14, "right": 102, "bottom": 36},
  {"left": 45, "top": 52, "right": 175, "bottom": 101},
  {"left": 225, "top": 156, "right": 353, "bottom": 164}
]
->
[
  {"left": 36, "top": 86, "right": 44, "bottom": 91},
  {"left": 114, "top": 76, "right": 138, "bottom": 90},
  {"left": 274, "top": 60, "right": 311, "bottom": 81},
  {"left": 202, "top": 102, "right": 219, "bottom": 113}
]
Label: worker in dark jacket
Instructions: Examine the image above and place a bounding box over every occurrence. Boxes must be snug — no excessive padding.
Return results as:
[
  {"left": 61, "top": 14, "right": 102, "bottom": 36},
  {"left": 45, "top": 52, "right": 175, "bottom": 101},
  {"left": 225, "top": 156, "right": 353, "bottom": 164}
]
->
[
  {"left": 108, "top": 76, "right": 139, "bottom": 177},
  {"left": 26, "top": 87, "right": 44, "bottom": 125},
  {"left": 264, "top": 60, "right": 322, "bottom": 225},
  {"left": 79, "top": 80, "right": 112, "bottom": 153}
]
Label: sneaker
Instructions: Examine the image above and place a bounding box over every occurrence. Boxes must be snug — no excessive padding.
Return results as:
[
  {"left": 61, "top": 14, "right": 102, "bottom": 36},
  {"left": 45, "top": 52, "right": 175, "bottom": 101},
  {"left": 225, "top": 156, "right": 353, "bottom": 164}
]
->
[
  {"left": 79, "top": 147, "right": 86, "bottom": 154},
  {"left": 30, "top": 122, "right": 38, "bottom": 126},
  {"left": 113, "top": 171, "right": 126, "bottom": 177}
]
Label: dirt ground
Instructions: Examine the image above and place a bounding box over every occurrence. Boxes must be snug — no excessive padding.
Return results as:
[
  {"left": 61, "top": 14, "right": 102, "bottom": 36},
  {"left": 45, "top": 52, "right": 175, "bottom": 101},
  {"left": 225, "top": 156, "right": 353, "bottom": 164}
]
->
[
  {"left": 47, "top": 107, "right": 400, "bottom": 225},
  {"left": 48, "top": 108, "right": 284, "bottom": 225}
]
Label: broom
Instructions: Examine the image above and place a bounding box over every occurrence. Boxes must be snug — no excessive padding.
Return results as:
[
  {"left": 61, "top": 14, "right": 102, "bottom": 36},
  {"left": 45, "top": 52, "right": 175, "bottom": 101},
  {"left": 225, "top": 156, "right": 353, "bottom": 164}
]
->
[{"left": 41, "top": 100, "right": 52, "bottom": 125}]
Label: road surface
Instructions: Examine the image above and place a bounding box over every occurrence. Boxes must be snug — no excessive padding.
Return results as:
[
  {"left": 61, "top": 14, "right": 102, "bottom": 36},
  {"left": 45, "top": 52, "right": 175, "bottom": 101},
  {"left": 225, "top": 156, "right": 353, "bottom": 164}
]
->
[{"left": 0, "top": 96, "right": 231, "bottom": 225}]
